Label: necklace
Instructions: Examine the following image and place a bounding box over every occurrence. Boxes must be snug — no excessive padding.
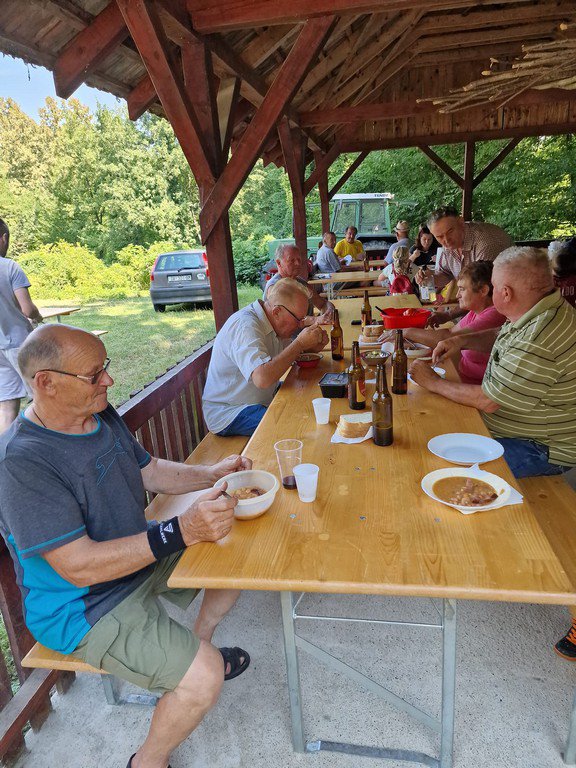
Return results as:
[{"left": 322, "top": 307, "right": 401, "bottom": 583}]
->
[{"left": 31, "top": 406, "right": 48, "bottom": 428}]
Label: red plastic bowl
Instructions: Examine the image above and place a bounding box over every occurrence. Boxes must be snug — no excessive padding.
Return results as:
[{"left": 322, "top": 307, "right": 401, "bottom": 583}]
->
[
  {"left": 296, "top": 353, "right": 322, "bottom": 369},
  {"left": 379, "top": 308, "right": 432, "bottom": 329}
]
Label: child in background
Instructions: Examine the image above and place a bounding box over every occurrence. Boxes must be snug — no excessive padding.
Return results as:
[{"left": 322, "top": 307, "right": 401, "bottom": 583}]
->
[{"left": 551, "top": 237, "right": 576, "bottom": 308}]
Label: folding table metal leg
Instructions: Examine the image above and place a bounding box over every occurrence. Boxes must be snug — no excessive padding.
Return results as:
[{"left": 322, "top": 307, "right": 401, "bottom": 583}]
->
[
  {"left": 280, "top": 591, "right": 306, "bottom": 753},
  {"left": 100, "top": 674, "right": 158, "bottom": 707},
  {"left": 439, "top": 599, "right": 457, "bottom": 768},
  {"left": 563, "top": 686, "right": 576, "bottom": 764}
]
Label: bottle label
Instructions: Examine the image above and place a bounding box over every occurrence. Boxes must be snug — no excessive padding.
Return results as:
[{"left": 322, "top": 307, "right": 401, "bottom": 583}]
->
[{"left": 356, "top": 380, "right": 366, "bottom": 402}]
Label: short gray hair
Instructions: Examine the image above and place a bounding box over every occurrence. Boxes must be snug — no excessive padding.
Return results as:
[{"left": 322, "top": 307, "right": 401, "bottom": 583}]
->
[
  {"left": 275, "top": 243, "right": 299, "bottom": 261},
  {"left": 266, "top": 277, "right": 311, "bottom": 306},
  {"left": 494, "top": 246, "right": 554, "bottom": 293},
  {"left": 18, "top": 329, "right": 63, "bottom": 381}
]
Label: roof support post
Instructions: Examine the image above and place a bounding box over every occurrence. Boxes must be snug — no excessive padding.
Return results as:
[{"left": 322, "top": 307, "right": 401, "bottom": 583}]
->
[
  {"left": 199, "top": 15, "right": 337, "bottom": 242},
  {"left": 279, "top": 119, "right": 308, "bottom": 265},
  {"left": 462, "top": 141, "right": 475, "bottom": 220},
  {"left": 315, "top": 151, "right": 331, "bottom": 234},
  {"left": 182, "top": 39, "right": 239, "bottom": 327}
]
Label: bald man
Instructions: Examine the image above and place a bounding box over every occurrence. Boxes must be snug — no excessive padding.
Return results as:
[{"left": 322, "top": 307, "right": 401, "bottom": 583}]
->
[
  {"left": 203, "top": 277, "right": 328, "bottom": 436},
  {"left": 0, "top": 324, "right": 253, "bottom": 768},
  {"left": 410, "top": 246, "right": 576, "bottom": 477}
]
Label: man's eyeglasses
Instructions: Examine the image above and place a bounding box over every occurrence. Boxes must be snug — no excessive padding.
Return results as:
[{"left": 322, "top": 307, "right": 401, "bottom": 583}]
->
[
  {"left": 34, "top": 358, "right": 111, "bottom": 385},
  {"left": 276, "top": 304, "right": 306, "bottom": 324}
]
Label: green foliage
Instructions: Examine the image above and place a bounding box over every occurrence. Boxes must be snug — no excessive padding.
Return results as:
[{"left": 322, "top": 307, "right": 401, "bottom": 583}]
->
[{"left": 232, "top": 232, "right": 274, "bottom": 284}]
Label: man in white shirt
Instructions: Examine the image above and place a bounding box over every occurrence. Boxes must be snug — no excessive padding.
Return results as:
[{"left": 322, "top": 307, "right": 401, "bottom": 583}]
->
[
  {"left": 0, "top": 218, "right": 43, "bottom": 433},
  {"left": 203, "top": 278, "right": 328, "bottom": 436}
]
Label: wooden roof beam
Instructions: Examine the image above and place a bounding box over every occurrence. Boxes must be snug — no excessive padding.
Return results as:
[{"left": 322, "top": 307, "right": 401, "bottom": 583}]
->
[
  {"left": 127, "top": 74, "right": 157, "bottom": 120},
  {"left": 116, "top": 0, "right": 215, "bottom": 189},
  {"left": 303, "top": 142, "right": 340, "bottom": 196},
  {"left": 157, "top": 0, "right": 329, "bottom": 153},
  {"left": 328, "top": 151, "right": 369, "bottom": 198},
  {"left": 199, "top": 15, "right": 337, "bottom": 242},
  {"left": 53, "top": 1, "right": 129, "bottom": 99},
  {"left": 188, "top": 0, "right": 534, "bottom": 33}
]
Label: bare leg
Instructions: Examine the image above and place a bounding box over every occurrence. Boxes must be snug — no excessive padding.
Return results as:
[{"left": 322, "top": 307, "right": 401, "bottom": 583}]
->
[
  {"left": 193, "top": 588, "right": 241, "bottom": 642},
  {"left": 0, "top": 399, "right": 20, "bottom": 434},
  {"left": 132, "top": 641, "right": 224, "bottom": 768}
]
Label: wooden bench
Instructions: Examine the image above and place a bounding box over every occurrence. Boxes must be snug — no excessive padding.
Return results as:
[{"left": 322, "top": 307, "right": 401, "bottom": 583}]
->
[
  {"left": 517, "top": 474, "right": 576, "bottom": 763},
  {"left": 22, "top": 432, "right": 249, "bottom": 704}
]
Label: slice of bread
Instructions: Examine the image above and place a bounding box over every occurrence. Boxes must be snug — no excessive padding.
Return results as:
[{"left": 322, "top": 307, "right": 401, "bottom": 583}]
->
[{"left": 337, "top": 412, "right": 372, "bottom": 439}]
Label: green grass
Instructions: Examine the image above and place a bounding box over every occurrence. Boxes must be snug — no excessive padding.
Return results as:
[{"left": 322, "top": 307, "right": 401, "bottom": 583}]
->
[{"left": 37, "top": 285, "right": 261, "bottom": 405}]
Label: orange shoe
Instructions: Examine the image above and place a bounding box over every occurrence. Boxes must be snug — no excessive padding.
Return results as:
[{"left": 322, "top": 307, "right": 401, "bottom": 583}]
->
[{"left": 554, "top": 619, "right": 576, "bottom": 660}]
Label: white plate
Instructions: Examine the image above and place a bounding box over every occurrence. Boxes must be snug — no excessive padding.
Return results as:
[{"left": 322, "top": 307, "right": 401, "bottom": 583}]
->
[
  {"left": 427, "top": 433, "right": 504, "bottom": 465},
  {"left": 421, "top": 467, "right": 510, "bottom": 512},
  {"left": 408, "top": 367, "right": 445, "bottom": 384}
]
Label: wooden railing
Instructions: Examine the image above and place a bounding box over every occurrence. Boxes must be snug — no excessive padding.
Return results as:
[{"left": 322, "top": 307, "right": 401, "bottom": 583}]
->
[{"left": 0, "top": 340, "right": 214, "bottom": 761}]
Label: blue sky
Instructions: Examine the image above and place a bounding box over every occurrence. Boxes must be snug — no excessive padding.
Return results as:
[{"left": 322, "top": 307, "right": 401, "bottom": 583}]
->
[{"left": 0, "top": 54, "right": 122, "bottom": 119}]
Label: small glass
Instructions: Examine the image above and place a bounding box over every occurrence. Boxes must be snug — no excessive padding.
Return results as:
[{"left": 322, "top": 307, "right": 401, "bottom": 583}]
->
[
  {"left": 312, "top": 397, "right": 331, "bottom": 425},
  {"left": 274, "top": 439, "right": 303, "bottom": 490},
  {"left": 293, "top": 463, "right": 320, "bottom": 503}
]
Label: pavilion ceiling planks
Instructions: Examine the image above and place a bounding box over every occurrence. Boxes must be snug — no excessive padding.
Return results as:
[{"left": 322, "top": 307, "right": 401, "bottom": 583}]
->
[{"left": 0, "top": 0, "right": 574, "bottom": 164}]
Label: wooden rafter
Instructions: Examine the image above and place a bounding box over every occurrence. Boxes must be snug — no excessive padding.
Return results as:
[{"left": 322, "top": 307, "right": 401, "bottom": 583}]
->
[
  {"left": 127, "top": 74, "right": 157, "bottom": 121},
  {"left": 182, "top": 39, "right": 221, "bottom": 178},
  {"left": 278, "top": 118, "right": 307, "bottom": 257},
  {"left": 116, "top": 0, "right": 215, "bottom": 189},
  {"left": 303, "top": 142, "right": 340, "bottom": 196},
  {"left": 328, "top": 151, "right": 369, "bottom": 198},
  {"left": 188, "top": 0, "right": 536, "bottom": 33},
  {"left": 199, "top": 15, "right": 337, "bottom": 241}
]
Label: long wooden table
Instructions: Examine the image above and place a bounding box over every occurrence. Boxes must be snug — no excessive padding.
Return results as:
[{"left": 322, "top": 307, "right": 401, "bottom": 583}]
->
[
  {"left": 319, "top": 294, "right": 423, "bottom": 350},
  {"left": 168, "top": 357, "right": 576, "bottom": 768},
  {"left": 309, "top": 269, "right": 382, "bottom": 299},
  {"left": 40, "top": 306, "right": 81, "bottom": 323}
]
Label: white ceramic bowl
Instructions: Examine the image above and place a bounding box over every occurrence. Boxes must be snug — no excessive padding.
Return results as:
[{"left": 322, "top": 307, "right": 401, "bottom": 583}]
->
[
  {"left": 405, "top": 343, "right": 432, "bottom": 359},
  {"left": 421, "top": 467, "right": 510, "bottom": 513},
  {"left": 214, "top": 470, "right": 279, "bottom": 520}
]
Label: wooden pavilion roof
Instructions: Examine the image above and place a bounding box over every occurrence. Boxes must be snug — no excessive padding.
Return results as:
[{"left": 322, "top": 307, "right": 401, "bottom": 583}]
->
[{"left": 2, "top": 0, "right": 575, "bottom": 170}]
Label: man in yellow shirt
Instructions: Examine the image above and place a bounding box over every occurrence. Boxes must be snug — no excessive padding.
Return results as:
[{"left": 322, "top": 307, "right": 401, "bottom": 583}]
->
[{"left": 334, "top": 226, "right": 365, "bottom": 262}]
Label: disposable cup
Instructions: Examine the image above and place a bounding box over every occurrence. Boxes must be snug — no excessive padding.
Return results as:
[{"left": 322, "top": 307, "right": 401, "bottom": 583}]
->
[
  {"left": 293, "top": 463, "right": 320, "bottom": 503},
  {"left": 312, "top": 397, "right": 331, "bottom": 425},
  {"left": 274, "top": 439, "right": 303, "bottom": 490}
]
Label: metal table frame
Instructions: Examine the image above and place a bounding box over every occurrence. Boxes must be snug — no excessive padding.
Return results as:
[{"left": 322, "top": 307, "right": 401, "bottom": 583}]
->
[{"left": 280, "top": 592, "right": 457, "bottom": 768}]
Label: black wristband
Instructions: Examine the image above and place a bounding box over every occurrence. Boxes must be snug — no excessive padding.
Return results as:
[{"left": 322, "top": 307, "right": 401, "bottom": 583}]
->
[{"left": 147, "top": 516, "right": 185, "bottom": 560}]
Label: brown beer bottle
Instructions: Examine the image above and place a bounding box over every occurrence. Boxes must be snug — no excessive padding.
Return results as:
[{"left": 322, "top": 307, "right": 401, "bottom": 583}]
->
[
  {"left": 372, "top": 360, "right": 393, "bottom": 446},
  {"left": 330, "top": 309, "right": 344, "bottom": 361},
  {"left": 363, "top": 255, "right": 370, "bottom": 273},
  {"left": 361, "top": 290, "right": 373, "bottom": 329},
  {"left": 347, "top": 341, "right": 366, "bottom": 410},
  {"left": 391, "top": 329, "right": 408, "bottom": 395}
]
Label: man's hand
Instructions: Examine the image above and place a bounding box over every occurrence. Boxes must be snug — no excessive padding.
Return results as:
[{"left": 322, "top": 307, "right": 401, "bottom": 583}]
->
[
  {"left": 425, "top": 310, "right": 452, "bottom": 328},
  {"left": 298, "top": 323, "right": 328, "bottom": 353},
  {"left": 179, "top": 484, "right": 237, "bottom": 546},
  {"left": 408, "top": 360, "right": 442, "bottom": 391},
  {"left": 209, "top": 454, "right": 252, "bottom": 484},
  {"left": 377, "top": 329, "right": 395, "bottom": 344},
  {"left": 432, "top": 336, "right": 465, "bottom": 365},
  {"left": 316, "top": 302, "right": 335, "bottom": 324}
]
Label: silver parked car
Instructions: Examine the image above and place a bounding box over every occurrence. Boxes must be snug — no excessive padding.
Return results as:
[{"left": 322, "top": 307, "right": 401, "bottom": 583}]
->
[{"left": 149, "top": 250, "right": 212, "bottom": 312}]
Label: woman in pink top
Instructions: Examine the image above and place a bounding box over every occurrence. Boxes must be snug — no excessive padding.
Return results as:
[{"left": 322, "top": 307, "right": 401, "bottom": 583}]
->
[{"left": 379, "top": 261, "right": 506, "bottom": 384}]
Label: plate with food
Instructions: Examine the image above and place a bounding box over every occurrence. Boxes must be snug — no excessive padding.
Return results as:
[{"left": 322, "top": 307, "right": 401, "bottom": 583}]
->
[
  {"left": 214, "top": 470, "right": 279, "bottom": 520},
  {"left": 427, "top": 433, "right": 504, "bottom": 465},
  {"left": 421, "top": 467, "right": 511, "bottom": 513},
  {"left": 361, "top": 349, "right": 391, "bottom": 367},
  {"left": 295, "top": 352, "right": 322, "bottom": 369}
]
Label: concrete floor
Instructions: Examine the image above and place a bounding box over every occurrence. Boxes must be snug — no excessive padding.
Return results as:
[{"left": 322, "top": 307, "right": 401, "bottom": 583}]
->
[{"left": 10, "top": 588, "right": 576, "bottom": 768}]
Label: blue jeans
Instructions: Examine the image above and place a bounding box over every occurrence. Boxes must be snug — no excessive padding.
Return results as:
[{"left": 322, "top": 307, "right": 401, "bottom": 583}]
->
[
  {"left": 495, "top": 438, "right": 573, "bottom": 479},
  {"left": 217, "top": 404, "right": 267, "bottom": 437}
]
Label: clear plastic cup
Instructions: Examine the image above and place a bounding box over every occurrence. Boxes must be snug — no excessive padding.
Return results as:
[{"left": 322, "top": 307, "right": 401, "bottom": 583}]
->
[
  {"left": 274, "top": 439, "right": 303, "bottom": 490},
  {"left": 293, "top": 463, "right": 320, "bottom": 503},
  {"left": 312, "top": 397, "right": 331, "bottom": 425}
]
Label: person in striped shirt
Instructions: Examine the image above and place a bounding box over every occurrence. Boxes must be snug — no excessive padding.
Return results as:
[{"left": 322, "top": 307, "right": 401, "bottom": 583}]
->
[
  {"left": 410, "top": 246, "right": 576, "bottom": 661},
  {"left": 411, "top": 246, "right": 576, "bottom": 475}
]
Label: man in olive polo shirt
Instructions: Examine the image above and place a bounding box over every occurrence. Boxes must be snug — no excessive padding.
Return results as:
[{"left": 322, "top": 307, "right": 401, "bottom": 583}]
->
[
  {"left": 410, "top": 245, "right": 576, "bottom": 476},
  {"left": 409, "top": 245, "right": 576, "bottom": 661}
]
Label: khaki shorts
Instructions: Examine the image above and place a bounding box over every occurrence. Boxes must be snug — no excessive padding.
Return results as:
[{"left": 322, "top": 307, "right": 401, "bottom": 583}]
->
[{"left": 74, "top": 553, "right": 200, "bottom": 694}]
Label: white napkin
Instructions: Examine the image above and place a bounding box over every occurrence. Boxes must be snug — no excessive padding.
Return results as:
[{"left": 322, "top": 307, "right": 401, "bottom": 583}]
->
[
  {"left": 449, "top": 464, "right": 523, "bottom": 515},
  {"left": 331, "top": 426, "right": 374, "bottom": 444}
]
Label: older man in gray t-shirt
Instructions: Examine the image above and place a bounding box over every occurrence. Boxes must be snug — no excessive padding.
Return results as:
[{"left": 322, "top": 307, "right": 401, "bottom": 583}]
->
[{"left": 0, "top": 219, "right": 43, "bottom": 433}]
